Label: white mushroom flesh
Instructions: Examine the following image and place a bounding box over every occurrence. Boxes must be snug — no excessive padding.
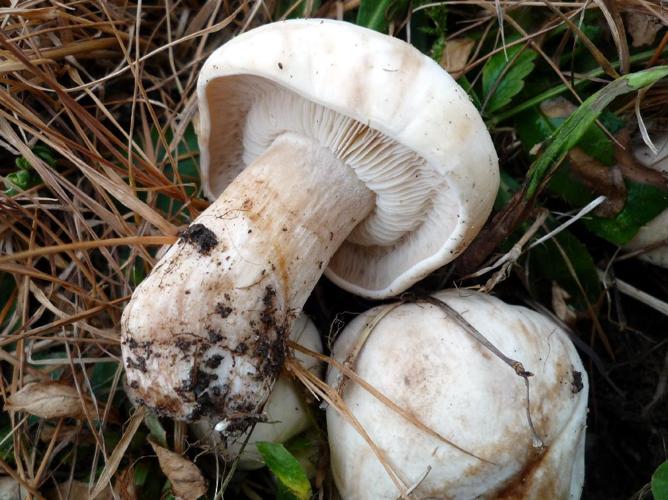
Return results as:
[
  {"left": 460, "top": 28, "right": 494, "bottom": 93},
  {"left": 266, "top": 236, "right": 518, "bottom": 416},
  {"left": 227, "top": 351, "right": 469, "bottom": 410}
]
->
[
  {"left": 326, "top": 290, "right": 588, "bottom": 499},
  {"left": 122, "top": 129, "right": 372, "bottom": 427},
  {"left": 122, "top": 19, "right": 500, "bottom": 429}
]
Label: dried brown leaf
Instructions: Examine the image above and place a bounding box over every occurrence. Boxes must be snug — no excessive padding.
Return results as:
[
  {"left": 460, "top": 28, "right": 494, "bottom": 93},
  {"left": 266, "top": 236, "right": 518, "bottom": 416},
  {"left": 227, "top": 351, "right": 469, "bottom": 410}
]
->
[
  {"left": 551, "top": 282, "right": 577, "bottom": 325},
  {"left": 540, "top": 96, "right": 577, "bottom": 118},
  {"left": 568, "top": 148, "right": 627, "bottom": 218},
  {"left": 4, "top": 382, "right": 97, "bottom": 420},
  {"left": 615, "top": 130, "right": 668, "bottom": 190},
  {"left": 150, "top": 440, "right": 207, "bottom": 500},
  {"left": 439, "top": 38, "right": 475, "bottom": 79},
  {"left": 625, "top": 11, "right": 662, "bottom": 48}
]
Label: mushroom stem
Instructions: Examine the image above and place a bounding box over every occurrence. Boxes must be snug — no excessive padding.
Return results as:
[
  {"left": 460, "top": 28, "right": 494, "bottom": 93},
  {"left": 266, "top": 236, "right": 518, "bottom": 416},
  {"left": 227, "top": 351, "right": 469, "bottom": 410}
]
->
[{"left": 121, "top": 131, "right": 374, "bottom": 429}]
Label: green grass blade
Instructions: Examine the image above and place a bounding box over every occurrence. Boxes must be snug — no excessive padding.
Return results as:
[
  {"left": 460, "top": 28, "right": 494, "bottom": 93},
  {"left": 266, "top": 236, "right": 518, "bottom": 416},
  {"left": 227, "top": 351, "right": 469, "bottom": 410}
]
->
[
  {"left": 256, "top": 441, "right": 312, "bottom": 500},
  {"left": 526, "top": 66, "right": 668, "bottom": 199},
  {"left": 356, "top": 0, "right": 394, "bottom": 32}
]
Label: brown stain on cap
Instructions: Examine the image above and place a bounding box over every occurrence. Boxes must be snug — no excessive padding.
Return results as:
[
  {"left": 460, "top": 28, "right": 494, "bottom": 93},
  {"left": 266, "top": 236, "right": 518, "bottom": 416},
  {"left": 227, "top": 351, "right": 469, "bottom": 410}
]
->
[{"left": 493, "top": 446, "right": 561, "bottom": 499}]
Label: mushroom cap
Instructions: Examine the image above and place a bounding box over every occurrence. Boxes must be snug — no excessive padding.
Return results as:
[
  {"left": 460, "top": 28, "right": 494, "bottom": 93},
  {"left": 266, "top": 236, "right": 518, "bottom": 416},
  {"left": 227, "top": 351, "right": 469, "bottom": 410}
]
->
[
  {"left": 197, "top": 19, "right": 499, "bottom": 298},
  {"left": 624, "top": 131, "right": 668, "bottom": 267},
  {"left": 326, "top": 290, "right": 588, "bottom": 499},
  {"left": 191, "top": 314, "right": 322, "bottom": 469}
]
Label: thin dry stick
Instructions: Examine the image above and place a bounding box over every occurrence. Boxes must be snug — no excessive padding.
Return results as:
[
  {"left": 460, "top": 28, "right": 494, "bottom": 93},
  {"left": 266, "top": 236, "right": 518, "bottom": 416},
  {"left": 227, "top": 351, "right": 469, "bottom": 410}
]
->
[
  {"left": 32, "top": 418, "right": 64, "bottom": 487},
  {"left": 463, "top": 208, "right": 549, "bottom": 284},
  {"left": 616, "top": 238, "right": 668, "bottom": 261},
  {"left": 550, "top": 237, "right": 614, "bottom": 358},
  {"left": 288, "top": 341, "right": 493, "bottom": 464},
  {"left": 597, "top": 269, "right": 668, "bottom": 317},
  {"left": 0, "top": 296, "right": 128, "bottom": 348},
  {"left": 332, "top": 302, "right": 402, "bottom": 395},
  {"left": 0, "top": 235, "right": 177, "bottom": 264},
  {"left": 286, "top": 359, "right": 411, "bottom": 498}
]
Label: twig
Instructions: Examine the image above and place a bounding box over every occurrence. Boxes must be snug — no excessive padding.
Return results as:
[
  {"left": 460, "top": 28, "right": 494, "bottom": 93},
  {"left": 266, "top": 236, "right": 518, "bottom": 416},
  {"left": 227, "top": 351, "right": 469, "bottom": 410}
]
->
[
  {"left": 413, "top": 295, "right": 545, "bottom": 448},
  {"left": 597, "top": 269, "right": 668, "bottom": 316}
]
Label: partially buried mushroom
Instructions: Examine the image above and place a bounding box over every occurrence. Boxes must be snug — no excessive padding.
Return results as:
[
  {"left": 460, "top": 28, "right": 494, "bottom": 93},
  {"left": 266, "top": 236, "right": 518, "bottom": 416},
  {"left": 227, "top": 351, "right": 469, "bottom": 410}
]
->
[
  {"left": 327, "top": 290, "right": 588, "bottom": 499},
  {"left": 191, "top": 314, "right": 322, "bottom": 469},
  {"left": 623, "top": 130, "right": 668, "bottom": 267},
  {"left": 121, "top": 19, "right": 499, "bottom": 431}
]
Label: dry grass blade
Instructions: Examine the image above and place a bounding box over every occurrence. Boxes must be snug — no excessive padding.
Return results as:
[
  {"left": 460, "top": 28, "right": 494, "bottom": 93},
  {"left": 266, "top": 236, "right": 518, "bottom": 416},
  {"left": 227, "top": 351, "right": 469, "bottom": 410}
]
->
[
  {"left": 0, "top": 0, "right": 247, "bottom": 496},
  {"left": 0, "top": 235, "right": 177, "bottom": 265},
  {"left": 90, "top": 407, "right": 145, "bottom": 499},
  {"left": 541, "top": 0, "right": 619, "bottom": 78},
  {"left": 0, "top": 0, "right": 664, "bottom": 496},
  {"left": 285, "top": 358, "right": 411, "bottom": 499},
  {"left": 288, "top": 341, "right": 492, "bottom": 464}
]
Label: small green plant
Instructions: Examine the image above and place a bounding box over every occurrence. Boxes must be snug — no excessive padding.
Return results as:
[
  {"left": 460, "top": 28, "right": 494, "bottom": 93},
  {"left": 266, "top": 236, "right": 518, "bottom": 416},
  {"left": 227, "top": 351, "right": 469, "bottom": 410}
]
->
[
  {"left": 653, "top": 461, "right": 668, "bottom": 500},
  {"left": 3, "top": 144, "right": 53, "bottom": 195}
]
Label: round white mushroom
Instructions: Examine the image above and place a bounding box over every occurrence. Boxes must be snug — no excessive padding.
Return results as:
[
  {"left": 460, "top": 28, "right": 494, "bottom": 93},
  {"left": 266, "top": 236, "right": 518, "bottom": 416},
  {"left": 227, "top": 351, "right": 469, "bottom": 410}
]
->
[
  {"left": 326, "top": 290, "right": 588, "bottom": 499},
  {"left": 121, "top": 19, "right": 499, "bottom": 429},
  {"left": 191, "top": 314, "right": 322, "bottom": 468},
  {"left": 623, "top": 131, "right": 668, "bottom": 267}
]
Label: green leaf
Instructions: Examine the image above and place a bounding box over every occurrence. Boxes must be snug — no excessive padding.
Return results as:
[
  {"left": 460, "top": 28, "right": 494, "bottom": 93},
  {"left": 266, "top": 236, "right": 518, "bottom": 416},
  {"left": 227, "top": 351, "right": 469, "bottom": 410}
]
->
[
  {"left": 130, "top": 257, "right": 146, "bottom": 287},
  {"left": 653, "top": 461, "right": 668, "bottom": 500},
  {"left": 15, "top": 144, "right": 56, "bottom": 170},
  {"left": 0, "top": 424, "right": 14, "bottom": 462},
  {"left": 526, "top": 65, "right": 668, "bottom": 198},
  {"left": 528, "top": 228, "right": 601, "bottom": 308},
  {"left": 482, "top": 45, "right": 537, "bottom": 114},
  {"left": 512, "top": 68, "right": 668, "bottom": 244},
  {"left": 256, "top": 442, "right": 312, "bottom": 500},
  {"left": 274, "top": 0, "right": 320, "bottom": 18},
  {"left": 4, "top": 170, "right": 40, "bottom": 195},
  {"left": 144, "top": 414, "right": 167, "bottom": 448},
  {"left": 584, "top": 181, "right": 668, "bottom": 245},
  {"left": 134, "top": 461, "right": 150, "bottom": 487},
  {"left": 457, "top": 75, "right": 482, "bottom": 110},
  {"left": 356, "top": 0, "right": 407, "bottom": 32},
  {"left": 90, "top": 361, "right": 121, "bottom": 398}
]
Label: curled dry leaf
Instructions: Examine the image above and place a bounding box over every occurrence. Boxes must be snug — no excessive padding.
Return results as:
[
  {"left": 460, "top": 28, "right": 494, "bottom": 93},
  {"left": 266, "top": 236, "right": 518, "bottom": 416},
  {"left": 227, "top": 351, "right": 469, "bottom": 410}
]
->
[
  {"left": 4, "top": 382, "right": 97, "bottom": 420},
  {"left": 150, "top": 440, "right": 207, "bottom": 500}
]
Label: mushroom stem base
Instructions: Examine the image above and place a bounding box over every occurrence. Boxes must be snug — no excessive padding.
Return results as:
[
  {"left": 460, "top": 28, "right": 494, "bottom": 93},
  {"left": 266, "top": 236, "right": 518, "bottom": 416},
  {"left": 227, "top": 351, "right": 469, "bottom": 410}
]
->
[{"left": 121, "top": 132, "right": 374, "bottom": 429}]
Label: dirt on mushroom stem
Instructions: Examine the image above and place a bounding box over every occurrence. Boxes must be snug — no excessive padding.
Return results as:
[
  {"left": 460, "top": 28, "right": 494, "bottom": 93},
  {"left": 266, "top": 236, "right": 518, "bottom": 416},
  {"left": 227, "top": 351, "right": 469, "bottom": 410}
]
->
[{"left": 121, "top": 131, "right": 374, "bottom": 431}]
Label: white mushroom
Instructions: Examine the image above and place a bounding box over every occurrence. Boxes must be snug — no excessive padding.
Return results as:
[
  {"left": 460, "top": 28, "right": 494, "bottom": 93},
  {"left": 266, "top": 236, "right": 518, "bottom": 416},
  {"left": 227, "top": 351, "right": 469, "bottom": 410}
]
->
[
  {"left": 326, "top": 290, "right": 588, "bottom": 499},
  {"left": 623, "top": 131, "right": 668, "bottom": 267},
  {"left": 121, "top": 19, "right": 499, "bottom": 429},
  {"left": 192, "top": 314, "right": 322, "bottom": 469}
]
